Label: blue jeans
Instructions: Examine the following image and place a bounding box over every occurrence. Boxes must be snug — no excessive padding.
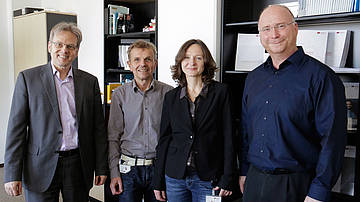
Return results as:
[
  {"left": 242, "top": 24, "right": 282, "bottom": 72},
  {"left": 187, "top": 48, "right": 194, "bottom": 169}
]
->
[
  {"left": 118, "top": 165, "right": 157, "bottom": 202},
  {"left": 165, "top": 172, "right": 212, "bottom": 202}
]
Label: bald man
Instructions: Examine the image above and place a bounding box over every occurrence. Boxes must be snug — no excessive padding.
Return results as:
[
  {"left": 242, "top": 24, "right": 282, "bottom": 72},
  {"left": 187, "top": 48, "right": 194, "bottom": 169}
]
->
[{"left": 239, "top": 5, "right": 346, "bottom": 202}]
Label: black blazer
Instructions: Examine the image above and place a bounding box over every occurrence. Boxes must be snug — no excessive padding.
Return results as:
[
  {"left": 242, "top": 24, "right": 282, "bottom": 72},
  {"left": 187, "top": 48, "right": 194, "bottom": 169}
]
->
[{"left": 152, "top": 81, "right": 235, "bottom": 190}]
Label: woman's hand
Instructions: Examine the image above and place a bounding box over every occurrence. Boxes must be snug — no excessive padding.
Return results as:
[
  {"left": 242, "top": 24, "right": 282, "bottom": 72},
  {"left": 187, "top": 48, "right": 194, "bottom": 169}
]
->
[
  {"left": 213, "top": 186, "right": 232, "bottom": 197},
  {"left": 154, "top": 190, "right": 167, "bottom": 201}
]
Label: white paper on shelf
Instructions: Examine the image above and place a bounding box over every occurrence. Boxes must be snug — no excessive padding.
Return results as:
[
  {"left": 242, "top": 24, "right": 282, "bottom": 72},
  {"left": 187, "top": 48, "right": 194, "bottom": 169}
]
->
[
  {"left": 344, "top": 82, "right": 359, "bottom": 99},
  {"left": 235, "top": 33, "right": 265, "bottom": 71},
  {"left": 331, "top": 0, "right": 340, "bottom": 13},
  {"left": 346, "top": 0, "right": 354, "bottom": 12},
  {"left": 325, "top": 0, "right": 334, "bottom": 15},
  {"left": 325, "top": 30, "right": 351, "bottom": 68},
  {"left": 280, "top": 1, "right": 299, "bottom": 17},
  {"left": 297, "top": 30, "right": 328, "bottom": 63},
  {"left": 108, "top": 4, "right": 129, "bottom": 15},
  {"left": 119, "top": 45, "right": 125, "bottom": 69},
  {"left": 348, "top": 0, "right": 352, "bottom": 11},
  {"left": 298, "top": 0, "right": 305, "bottom": 16},
  {"left": 122, "top": 45, "right": 130, "bottom": 70},
  {"left": 344, "top": 145, "right": 356, "bottom": 158},
  {"left": 304, "top": 0, "right": 312, "bottom": 16}
]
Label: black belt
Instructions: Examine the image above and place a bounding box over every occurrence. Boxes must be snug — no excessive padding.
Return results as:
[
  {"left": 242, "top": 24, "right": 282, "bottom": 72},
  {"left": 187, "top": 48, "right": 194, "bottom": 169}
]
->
[
  {"left": 55, "top": 148, "right": 79, "bottom": 157},
  {"left": 253, "top": 166, "right": 294, "bottom": 175}
]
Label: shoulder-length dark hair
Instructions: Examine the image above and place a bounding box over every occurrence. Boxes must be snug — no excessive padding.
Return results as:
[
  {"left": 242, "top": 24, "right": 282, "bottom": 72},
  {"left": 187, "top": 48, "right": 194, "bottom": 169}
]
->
[{"left": 171, "top": 39, "right": 218, "bottom": 87}]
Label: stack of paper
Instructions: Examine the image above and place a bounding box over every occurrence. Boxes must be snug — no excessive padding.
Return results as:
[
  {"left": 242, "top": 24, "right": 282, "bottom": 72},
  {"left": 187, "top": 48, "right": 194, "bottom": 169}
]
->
[
  {"left": 298, "top": 0, "right": 358, "bottom": 17},
  {"left": 297, "top": 30, "right": 351, "bottom": 67},
  {"left": 325, "top": 30, "right": 351, "bottom": 68},
  {"left": 108, "top": 4, "right": 129, "bottom": 34},
  {"left": 234, "top": 34, "right": 265, "bottom": 71},
  {"left": 234, "top": 29, "right": 351, "bottom": 71},
  {"left": 297, "top": 30, "right": 329, "bottom": 63},
  {"left": 118, "top": 45, "right": 130, "bottom": 70}
]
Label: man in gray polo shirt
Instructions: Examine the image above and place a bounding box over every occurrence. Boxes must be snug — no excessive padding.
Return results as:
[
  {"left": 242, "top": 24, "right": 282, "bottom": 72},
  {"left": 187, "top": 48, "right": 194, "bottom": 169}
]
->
[{"left": 107, "top": 40, "right": 173, "bottom": 202}]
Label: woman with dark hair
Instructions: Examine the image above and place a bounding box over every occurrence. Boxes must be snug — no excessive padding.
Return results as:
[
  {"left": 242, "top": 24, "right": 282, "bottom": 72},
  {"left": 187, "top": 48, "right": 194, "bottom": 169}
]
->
[{"left": 152, "top": 39, "right": 235, "bottom": 202}]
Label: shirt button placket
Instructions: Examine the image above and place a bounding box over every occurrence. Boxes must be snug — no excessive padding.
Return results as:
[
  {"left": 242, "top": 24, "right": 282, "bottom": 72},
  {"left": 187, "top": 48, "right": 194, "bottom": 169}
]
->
[{"left": 144, "top": 94, "right": 148, "bottom": 110}]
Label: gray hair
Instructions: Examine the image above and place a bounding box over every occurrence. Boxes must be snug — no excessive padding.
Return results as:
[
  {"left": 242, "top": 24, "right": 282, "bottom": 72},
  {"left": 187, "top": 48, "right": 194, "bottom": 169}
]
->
[
  {"left": 49, "top": 22, "right": 82, "bottom": 48},
  {"left": 127, "top": 40, "right": 157, "bottom": 60}
]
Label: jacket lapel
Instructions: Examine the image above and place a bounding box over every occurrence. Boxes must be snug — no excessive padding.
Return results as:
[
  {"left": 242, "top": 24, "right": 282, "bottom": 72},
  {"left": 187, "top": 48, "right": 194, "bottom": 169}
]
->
[
  {"left": 73, "top": 69, "right": 83, "bottom": 124},
  {"left": 195, "top": 85, "right": 214, "bottom": 129},
  {"left": 179, "top": 93, "right": 194, "bottom": 131},
  {"left": 40, "top": 63, "right": 61, "bottom": 125}
]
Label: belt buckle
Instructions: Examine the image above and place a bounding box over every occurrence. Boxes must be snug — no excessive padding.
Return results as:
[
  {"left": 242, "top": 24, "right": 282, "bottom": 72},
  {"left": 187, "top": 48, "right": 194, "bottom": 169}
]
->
[
  {"left": 121, "top": 154, "right": 153, "bottom": 166},
  {"left": 137, "top": 158, "right": 145, "bottom": 166},
  {"left": 274, "top": 168, "right": 292, "bottom": 174},
  {"left": 121, "top": 154, "right": 137, "bottom": 166}
]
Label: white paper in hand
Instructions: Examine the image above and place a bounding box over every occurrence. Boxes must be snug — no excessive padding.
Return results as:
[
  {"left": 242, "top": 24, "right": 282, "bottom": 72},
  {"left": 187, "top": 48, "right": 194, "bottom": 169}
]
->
[{"left": 206, "top": 195, "right": 222, "bottom": 202}]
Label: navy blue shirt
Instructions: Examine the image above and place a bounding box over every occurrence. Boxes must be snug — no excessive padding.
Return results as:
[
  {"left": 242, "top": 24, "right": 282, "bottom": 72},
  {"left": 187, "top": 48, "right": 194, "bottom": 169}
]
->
[{"left": 241, "top": 47, "right": 347, "bottom": 201}]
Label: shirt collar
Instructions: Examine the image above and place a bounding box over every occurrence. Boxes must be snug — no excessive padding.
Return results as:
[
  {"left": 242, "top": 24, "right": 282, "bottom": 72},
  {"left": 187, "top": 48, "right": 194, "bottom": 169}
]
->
[
  {"left": 180, "top": 83, "right": 209, "bottom": 100},
  {"left": 264, "top": 46, "right": 305, "bottom": 71},
  {"left": 51, "top": 62, "right": 73, "bottom": 79},
  {"left": 132, "top": 79, "right": 155, "bottom": 92}
]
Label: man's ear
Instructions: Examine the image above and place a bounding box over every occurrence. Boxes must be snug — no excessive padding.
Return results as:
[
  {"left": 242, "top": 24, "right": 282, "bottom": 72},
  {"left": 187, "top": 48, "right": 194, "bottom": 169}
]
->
[{"left": 48, "top": 41, "right": 52, "bottom": 53}]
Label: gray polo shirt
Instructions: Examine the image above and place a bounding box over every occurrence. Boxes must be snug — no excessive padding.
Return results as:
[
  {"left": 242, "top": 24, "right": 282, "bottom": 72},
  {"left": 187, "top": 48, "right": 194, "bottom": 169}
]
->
[{"left": 108, "top": 79, "right": 173, "bottom": 178}]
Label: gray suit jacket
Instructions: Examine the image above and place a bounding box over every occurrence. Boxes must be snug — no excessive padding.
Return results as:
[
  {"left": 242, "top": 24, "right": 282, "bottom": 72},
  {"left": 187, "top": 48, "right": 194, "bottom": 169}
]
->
[{"left": 4, "top": 63, "right": 108, "bottom": 192}]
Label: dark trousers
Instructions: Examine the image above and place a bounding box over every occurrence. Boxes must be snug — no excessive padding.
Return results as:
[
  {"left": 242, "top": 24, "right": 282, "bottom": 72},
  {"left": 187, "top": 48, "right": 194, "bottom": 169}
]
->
[
  {"left": 242, "top": 165, "right": 314, "bottom": 202},
  {"left": 117, "top": 165, "right": 157, "bottom": 202},
  {"left": 25, "top": 153, "right": 88, "bottom": 202}
]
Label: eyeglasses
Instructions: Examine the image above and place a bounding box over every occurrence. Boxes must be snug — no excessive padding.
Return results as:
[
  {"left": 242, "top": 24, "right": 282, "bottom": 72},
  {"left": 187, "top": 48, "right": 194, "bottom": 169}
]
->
[
  {"left": 259, "top": 21, "right": 295, "bottom": 33},
  {"left": 50, "top": 41, "right": 77, "bottom": 50}
]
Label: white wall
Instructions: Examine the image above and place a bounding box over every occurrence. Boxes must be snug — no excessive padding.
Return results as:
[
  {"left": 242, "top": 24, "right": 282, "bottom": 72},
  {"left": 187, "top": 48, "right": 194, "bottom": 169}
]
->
[
  {"left": 13, "top": 0, "right": 41, "bottom": 10},
  {"left": 0, "top": 0, "right": 15, "bottom": 164},
  {"left": 2, "top": 0, "right": 104, "bottom": 163},
  {"left": 12, "top": 0, "right": 105, "bottom": 93},
  {"left": 157, "top": 0, "right": 221, "bottom": 86},
  {"left": 41, "top": 0, "right": 104, "bottom": 93},
  {"left": 3, "top": 0, "right": 222, "bottom": 164}
]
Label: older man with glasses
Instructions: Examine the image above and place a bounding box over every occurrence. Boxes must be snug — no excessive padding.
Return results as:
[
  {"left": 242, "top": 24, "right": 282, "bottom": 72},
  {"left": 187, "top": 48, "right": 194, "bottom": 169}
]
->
[
  {"left": 4, "top": 22, "right": 108, "bottom": 202},
  {"left": 238, "top": 5, "right": 346, "bottom": 202}
]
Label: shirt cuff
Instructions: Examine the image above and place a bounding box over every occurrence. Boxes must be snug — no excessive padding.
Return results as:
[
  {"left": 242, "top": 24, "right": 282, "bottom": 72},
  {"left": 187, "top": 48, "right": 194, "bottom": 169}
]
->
[
  {"left": 110, "top": 166, "right": 120, "bottom": 179},
  {"left": 308, "top": 182, "right": 331, "bottom": 202},
  {"left": 240, "top": 162, "right": 249, "bottom": 176}
]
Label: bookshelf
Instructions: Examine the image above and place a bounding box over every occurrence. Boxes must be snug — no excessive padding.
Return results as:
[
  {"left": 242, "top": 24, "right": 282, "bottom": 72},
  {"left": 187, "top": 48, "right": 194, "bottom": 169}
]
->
[
  {"left": 103, "top": 0, "right": 157, "bottom": 107},
  {"left": 103, "top": 1, "right": 157, "bottom": 201},
  {"left": 220, "top": 0, "right": 360, "bottom": 201}
]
